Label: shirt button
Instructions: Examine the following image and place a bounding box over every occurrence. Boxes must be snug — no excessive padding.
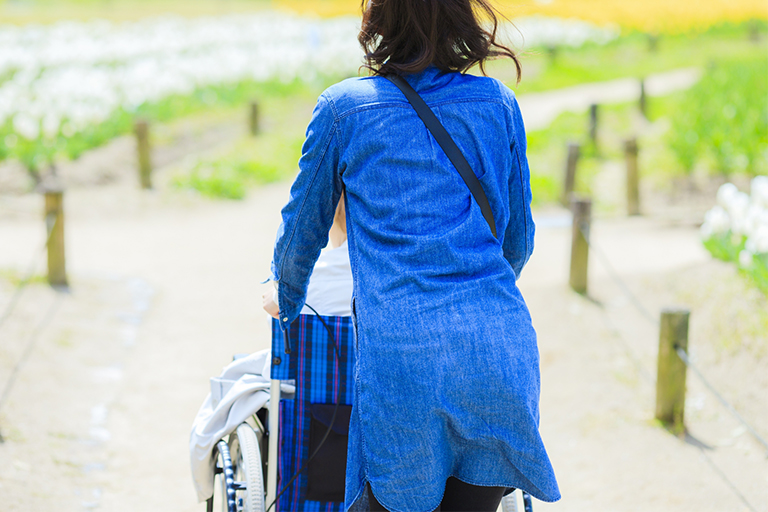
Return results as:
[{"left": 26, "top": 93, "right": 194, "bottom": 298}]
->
[
  {"left": 282, "top": 317, "right": 288, "bottom": 322},
  {"left": 272, "top": 357, "right": 282, "bottom": 366}
]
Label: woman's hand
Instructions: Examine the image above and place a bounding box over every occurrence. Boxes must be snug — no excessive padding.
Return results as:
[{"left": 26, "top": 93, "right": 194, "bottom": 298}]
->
[{"left": 262, "top": 291, "right": 280, "bottom": 319}]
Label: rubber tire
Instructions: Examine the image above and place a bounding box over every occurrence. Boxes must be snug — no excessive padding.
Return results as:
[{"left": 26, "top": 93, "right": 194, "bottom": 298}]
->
[
  {"left": 213, "top": 440, "right": 237, "bottom": 512},
  {"left": 502, "top": 489, "right": 533, "bottom": 512},
  {"left": 231, "top": 423, "right": 266, "bottom": 512},
  {"left": 501, "top": 491, "right": 519, "bottom": 512}
]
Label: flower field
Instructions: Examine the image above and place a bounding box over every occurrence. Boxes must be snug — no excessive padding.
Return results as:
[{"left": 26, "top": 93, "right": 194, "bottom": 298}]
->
[
  {"left": 701, "top": 178, "right": 768, "bottom": 293},
  {"left": 0, "top": 1, "right": 764, "bottom": 195},
  {"left": 0, "top": 11, "right": 622, "bottom": 177},
  {"left": 666, "top": 56, "right": 768, "bottom": 177},
  {"left": 0, "top": 13, "right": 361, "bottom": 173},
  {"left": 276, "top": 0, "right": 767, "bottom": 33}
]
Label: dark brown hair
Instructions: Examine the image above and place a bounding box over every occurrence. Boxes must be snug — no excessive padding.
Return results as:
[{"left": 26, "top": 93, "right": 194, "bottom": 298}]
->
[{"left": 358, "top": 0, "right": 521, "bottom": 80}]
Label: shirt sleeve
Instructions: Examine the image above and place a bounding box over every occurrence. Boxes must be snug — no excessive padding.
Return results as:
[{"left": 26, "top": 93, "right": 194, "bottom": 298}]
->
[
  {"left": 501, "top": 95, "right": 535, "bottom": 279},
  {"left": 270, "top": 93, "right": 344, "bottom": 328}
]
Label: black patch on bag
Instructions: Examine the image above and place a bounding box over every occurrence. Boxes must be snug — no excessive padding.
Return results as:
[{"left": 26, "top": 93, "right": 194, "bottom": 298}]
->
[{"left": 306, "top": 403, "right": 352, "bottom": 502}]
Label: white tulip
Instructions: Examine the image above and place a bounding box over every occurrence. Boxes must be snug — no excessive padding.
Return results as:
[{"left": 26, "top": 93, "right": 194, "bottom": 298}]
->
[
  {"left": 725, "top": 192, "right": 750, "bottom": 235},
  {"left": 502, "top": 16, "right": 619, "bottom": 49},
  {"left": 717, "top": 182, "right": 739, "bottom": 209},
  {"left": 752, "top": 176, "right": 768, "bottom": 208},
  {"left": 738, "top": 249, "right": 754, "bottom": 268},
  {"left": 746, "top": 226, "right": 768, "bottom": 255},
  {"left": 700, "top": 205, "right": 730, "bottom": 239},
  {"left": 744, "top": 204, "right": 762, "bottom": 236},
  {"left": 13, "top": 113, "right": 40, "bottom": 140},
  {"left": 0, "top": 12, "right": 616, "bottom": 149}
]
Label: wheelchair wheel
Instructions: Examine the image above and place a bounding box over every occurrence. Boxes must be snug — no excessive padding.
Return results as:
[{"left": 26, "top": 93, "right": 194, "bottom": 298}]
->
[
  {"left": 501, "top": 489, "right": 534, "bottom": 512},
  {"left": 209, "top": 439, "right": 237, "bottom": 512},
  {"left": 522, "top": 490, "right": 533, "bottom": 512},
  {"left": 229, "top": 423, "right": 266, "bottom": 512},
  {"left": 207, "top": 424, "right": 266, "bottom": 512},
  {"left": 501, "top": 491, "right": 518, "bottom": 512}
]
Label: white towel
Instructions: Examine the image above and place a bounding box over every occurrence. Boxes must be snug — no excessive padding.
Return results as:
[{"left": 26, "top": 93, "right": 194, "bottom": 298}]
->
[{"left": 189, "top": 349, "right": 295, "bottom": 502}]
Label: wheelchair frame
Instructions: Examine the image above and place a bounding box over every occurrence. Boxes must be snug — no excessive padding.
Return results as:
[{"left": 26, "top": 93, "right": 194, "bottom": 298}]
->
[
  {"left": 206, "top": 377, "right": 533, "bottom": 512},
  {"left": 206, "top": 313, "right": 534, "bottom": 512}
]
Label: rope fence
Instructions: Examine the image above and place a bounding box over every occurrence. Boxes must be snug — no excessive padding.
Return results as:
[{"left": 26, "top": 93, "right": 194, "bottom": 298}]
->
[
  {"left": 696, "top": 444, "right": 759, "bottom": 512},
  {"left": 582, "top": 230, "right": 658, "bottom": 325},
  {"left": 569, "top": 197, "right": 767, "bottom": 455},
  {"left": 562, "top": 103, "right": 766, "bottom": 457},
  {"left": 595, "top": 302, "right": 655, "bottom": 386},
  {"left": 0, "top": 188, "right": 67, "bottom": 442},
  {"left": 0, "top": 294, "right": 63, "bottom": 439},
  {"left": 566, "top": 193, "right": 766, "bottom": 510},
  {"left": 0, "top": 100, "right": 265, "bottom": 405},
  {"left": 676, "top": 347, "right": 768, "bottom": 456},
  {"left": 0, "top": 211, "right": 59, "bottom": 333},
  {"left": 0, "top": 205, "right": 41, "bottom": 218},
  {"left": 130, "top": 101, "right": 260, "bottom": 191}
]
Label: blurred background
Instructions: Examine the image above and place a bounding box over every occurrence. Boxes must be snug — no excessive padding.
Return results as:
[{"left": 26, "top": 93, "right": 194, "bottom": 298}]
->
[{"left": 0, "top": 0, "right": 766, "bottom": 511}]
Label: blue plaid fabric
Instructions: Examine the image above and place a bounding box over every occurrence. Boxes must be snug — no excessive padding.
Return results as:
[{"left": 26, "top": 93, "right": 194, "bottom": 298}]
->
[{"left": 271, "top": 315, "right": 355, "bottom": 512}]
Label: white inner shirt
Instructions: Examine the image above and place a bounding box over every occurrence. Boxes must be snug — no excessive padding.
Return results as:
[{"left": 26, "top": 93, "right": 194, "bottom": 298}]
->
[{"left": 277, "top": 240, "right": 353, "bottom": 317}]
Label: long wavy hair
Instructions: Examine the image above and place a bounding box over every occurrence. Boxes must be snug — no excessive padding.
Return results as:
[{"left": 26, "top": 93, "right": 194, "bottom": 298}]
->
[{"left": 358, "top": 0, "right": 521, "bottom": 80}]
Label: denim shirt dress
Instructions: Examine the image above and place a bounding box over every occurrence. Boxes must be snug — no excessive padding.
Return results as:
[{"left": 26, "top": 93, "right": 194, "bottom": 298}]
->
[{"left": 271, "top": 66, "right": 560, "bottom": 512}]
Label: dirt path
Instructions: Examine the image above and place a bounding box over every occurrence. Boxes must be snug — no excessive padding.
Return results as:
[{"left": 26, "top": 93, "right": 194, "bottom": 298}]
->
[
  {"left": 0, "top": 182, "right": 286, "bottom": 511},
  {"left": 1, "top": 183, "right": 765, "bottom": 511},
  {"left": 519, "top": 214, "right": 767, "bottom": 512},
  {"left": 0, "top": 67, "right": 765, "bottom": 511},
  {"left": 517, "top": 68, "right": 701, "bottom": 130}
]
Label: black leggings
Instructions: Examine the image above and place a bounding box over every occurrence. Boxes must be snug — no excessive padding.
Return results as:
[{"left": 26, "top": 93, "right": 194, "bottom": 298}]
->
[{"left": 368, "top": 477, "right": 511, "bottom": 512}]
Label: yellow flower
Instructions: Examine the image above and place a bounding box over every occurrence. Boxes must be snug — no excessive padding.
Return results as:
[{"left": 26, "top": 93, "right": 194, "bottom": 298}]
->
[{"left": 273, "top": 0, "right": 767, "bottom": 32}]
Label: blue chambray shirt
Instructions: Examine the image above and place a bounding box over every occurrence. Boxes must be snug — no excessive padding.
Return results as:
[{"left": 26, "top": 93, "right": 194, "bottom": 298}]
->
[{"left": 271, "top": 66, "right": 560, "bottom": 512}]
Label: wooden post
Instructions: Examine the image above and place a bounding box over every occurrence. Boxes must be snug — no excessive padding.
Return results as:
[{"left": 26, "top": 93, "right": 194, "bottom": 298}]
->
[
  {"left": 625, "top": 138, "right": 640, "bottom": 216},
  {"left": 249, "top": 101, "right": 259, "bottom": 136},
  {"left": 655, "top": 308, "right": 690, "bottom": 432},
  {"left": 639, "top": 79, "right": 647, "bottom": 118},
  {"left": 588, "top": 104, "right": 598, "bottom": 150},
  {"left": 648, "top": 33, "right": 659, "bottom": 53},
  {"left": 561, "top": 143, "right": 580, "bottom": 206},
  {"left": 569, "top": 198, "right": 591, "bottom": 295},
  {"left": 546, "top": 45, "right": 558, "bottom": 64},
  {"left": 134, "top": 119, "right": 152, "bottom": 189},
  {"left": 44, "top": 187, "right": 67, "bottom": 287}
]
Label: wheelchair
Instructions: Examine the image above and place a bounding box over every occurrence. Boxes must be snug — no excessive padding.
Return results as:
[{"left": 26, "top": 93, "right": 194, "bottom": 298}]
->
[
  {"left": 208, "top": 419, "right": 267, "bottom": 512},
  {"left": 206, "top": 314, "right": 533, "bottom": 512}
]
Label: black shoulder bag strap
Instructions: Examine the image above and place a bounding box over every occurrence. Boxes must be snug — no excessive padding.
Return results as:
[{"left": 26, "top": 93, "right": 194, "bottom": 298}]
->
[{"left": 385, "top": 74, "right": 497, "bottom": 237}]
